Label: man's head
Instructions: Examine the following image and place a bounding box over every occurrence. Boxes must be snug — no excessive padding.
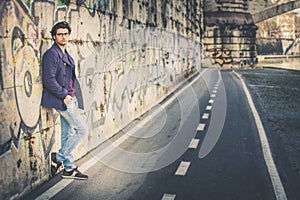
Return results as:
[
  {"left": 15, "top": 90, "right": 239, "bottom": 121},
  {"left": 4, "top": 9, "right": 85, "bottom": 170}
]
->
[{"left": 50, "top": 21, "right": 71, "bottom": 47}]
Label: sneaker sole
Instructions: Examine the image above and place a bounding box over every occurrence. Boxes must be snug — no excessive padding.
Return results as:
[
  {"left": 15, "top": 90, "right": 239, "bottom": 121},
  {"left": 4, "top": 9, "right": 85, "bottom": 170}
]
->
[
  {"left": 49, "top": 153, "right": 53, "bottom": 177},
  {"left": 49, "top": 153, "right": 63, "bottom": 177},
  {"left": 61, "top": 175, "right": 88, "bottom": 180}
]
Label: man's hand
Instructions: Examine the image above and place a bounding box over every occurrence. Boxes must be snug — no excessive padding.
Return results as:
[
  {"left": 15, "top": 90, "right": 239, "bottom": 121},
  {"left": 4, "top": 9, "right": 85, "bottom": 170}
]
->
[{"left": 64, "top": 95, "right": 73, "bottom": 104}]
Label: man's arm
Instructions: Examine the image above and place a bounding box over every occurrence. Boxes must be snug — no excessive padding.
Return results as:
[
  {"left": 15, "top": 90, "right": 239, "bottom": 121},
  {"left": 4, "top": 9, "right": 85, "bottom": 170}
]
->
[{"left": 42, "top": 50, "right": 68, "bottom": 99}]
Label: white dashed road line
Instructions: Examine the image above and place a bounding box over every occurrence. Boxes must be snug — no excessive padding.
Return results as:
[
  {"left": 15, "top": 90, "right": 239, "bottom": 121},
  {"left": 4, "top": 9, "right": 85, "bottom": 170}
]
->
[
  {"left": 161, "top": 193, "right": 176, "bottom": 200},
  {"left": 189, "top": 139, "right": 200, "bottom": 149},
  {"left": 169, "top": 72, "right": 220, "bottom": 197},
  {"left": 202, "top": 113, "right": 210, "bottom": 119},
  {"left": 175, "top": 161, "right": 191, "bottom": 176},
  {"left": 206, "top": 105, "right": 212, "bottom": 110},
  {"left": 197, "top": 123, "right": 206, "bottom": 131}
]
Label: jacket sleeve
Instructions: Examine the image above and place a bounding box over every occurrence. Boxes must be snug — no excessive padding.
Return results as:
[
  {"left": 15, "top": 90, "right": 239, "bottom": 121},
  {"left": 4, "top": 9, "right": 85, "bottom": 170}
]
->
[{"left": 42, "top": 50, "right": 68, "bottom": 99}]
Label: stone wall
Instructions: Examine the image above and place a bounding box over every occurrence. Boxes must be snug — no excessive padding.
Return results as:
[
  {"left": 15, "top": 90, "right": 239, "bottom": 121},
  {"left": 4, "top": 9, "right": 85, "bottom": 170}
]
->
[
  {"left": 203, "top": 0, "right": 258, "bottom": 68},
  {"left": 0, "top": 0, "right": 202, "bottom": 199}
]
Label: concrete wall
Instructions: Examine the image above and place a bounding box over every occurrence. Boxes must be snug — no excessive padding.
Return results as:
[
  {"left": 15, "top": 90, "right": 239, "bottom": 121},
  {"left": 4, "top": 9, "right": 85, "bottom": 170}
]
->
[{"left": 0, "top": 0, "right": 202, "bottom": 199}]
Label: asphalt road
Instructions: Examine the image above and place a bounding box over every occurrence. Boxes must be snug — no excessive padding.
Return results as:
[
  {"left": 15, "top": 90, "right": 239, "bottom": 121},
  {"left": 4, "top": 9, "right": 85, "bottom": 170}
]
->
[{"left": 23, "top": 68, "right": 299, "bottom": 200}]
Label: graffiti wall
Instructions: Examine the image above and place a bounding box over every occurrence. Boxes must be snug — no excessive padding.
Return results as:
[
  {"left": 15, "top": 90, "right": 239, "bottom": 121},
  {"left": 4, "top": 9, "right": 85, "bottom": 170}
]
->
[{"left": 0, "top": 0, "right": 202, "bottom": 199}]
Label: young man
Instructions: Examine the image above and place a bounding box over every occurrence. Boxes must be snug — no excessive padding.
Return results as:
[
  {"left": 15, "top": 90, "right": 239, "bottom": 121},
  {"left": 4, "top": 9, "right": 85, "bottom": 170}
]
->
[{"left": 41, "top": 21, "right": 88, "bottom": 180}]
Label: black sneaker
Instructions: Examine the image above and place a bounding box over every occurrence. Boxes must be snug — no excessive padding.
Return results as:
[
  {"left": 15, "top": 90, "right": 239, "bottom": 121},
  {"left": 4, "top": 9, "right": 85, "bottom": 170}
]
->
[
  {"left": 49, "top": 153, "right": 62, "bottom": 177},
  {"left": 62, "top": 168, "right": 88, "bottom": 180}
]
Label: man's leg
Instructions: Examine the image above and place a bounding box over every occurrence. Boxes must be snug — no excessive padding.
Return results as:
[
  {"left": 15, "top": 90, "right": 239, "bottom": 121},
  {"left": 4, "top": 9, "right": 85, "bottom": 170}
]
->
[
  {"left": 50, "top": 116, "right": 69, "bottom": 177},
  {"left": 56, "top": 97, "right": 88, "bottom": 171}
]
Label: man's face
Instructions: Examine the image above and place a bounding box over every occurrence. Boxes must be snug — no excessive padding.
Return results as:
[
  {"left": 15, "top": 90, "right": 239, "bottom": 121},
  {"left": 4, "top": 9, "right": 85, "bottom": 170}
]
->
[{"left": 53, "top": 28, "right": 69, "bottom": 46}]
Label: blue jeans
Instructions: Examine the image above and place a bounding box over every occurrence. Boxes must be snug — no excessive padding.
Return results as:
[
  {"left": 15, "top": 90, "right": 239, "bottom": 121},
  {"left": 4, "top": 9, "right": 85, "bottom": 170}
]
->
[{"left": 56, "top": 97, "right": 88, "bottom": 170}]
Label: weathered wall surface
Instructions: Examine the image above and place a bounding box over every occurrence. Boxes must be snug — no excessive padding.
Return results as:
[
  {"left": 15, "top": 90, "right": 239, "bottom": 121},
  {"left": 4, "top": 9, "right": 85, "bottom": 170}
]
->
[
  {"left": 0, "top": 0, "right": 202, "bottom": 199},
  {"left": 203, "top": 0, "right": 258, "bottom": 68}
]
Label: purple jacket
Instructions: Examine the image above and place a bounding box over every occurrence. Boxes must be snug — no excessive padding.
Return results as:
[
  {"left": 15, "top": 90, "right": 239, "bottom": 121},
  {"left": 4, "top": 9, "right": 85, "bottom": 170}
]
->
[{"left": 41, "top": 42, "right": 84, "bottom": 111}]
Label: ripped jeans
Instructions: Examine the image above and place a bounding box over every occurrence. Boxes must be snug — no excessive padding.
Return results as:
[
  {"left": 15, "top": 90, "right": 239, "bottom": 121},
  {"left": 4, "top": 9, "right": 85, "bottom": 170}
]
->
[{"left": 56, "top": 97, "right": 88, "bottom": 170}]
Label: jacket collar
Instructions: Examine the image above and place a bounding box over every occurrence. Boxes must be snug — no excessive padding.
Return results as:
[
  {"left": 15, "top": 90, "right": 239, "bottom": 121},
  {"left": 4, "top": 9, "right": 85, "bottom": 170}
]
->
[{"left": 52, "top": 42, "right": 74, "bottom": 67}]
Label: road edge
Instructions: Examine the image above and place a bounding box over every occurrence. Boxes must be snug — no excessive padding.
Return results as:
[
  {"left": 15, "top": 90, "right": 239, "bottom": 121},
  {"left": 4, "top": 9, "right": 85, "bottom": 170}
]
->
[{"left": 232, "top": 70, "right": 288, "bottom": 200}]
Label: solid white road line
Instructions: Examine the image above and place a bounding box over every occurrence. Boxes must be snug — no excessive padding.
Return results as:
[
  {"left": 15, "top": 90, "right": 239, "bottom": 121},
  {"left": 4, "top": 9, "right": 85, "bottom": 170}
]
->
[
  {"left": 189, "top": 139, "right": 200, "bottom": 149},
  {"left": 233, "top": 71, "right": 287, "bottom": 200},
  {"left": 197, "top": 123, "right": 206, "bottom": 131},
  {"left": 175, "top": 161, "right": 191, "bottom": 176},
  {"left": 161, "top": 193, "right": 176, "bottom": 200},
  {"left": 35, "top": 179, "right": 74, "bottom": 200}
]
